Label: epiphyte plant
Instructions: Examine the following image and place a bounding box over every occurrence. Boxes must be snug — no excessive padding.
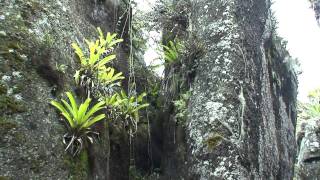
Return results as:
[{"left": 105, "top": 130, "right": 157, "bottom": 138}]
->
[
  {"left": 50, "top": 92, "right": 106, "bottom": 156},
  {"left": 161, "top": 40, "right": 183, "bottom": 66},
  {"left": 72, "top": 27, "right": 124, "bottom": 96},
  {"left": 113, "top": 90, "right": 149, "bottom": 133}
]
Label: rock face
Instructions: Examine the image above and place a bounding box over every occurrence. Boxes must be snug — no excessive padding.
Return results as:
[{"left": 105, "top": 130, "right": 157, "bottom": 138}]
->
[
  {"left": 310, "top": 0, "right": 320, "bottom": 25},
  {"left": 296, "top": 118, "right": 320, "bottom": 179},
  {"left": 0, "top": 0, "right": 298, "bottom": 179},
  {"left": 294, "top": 1, "right": 320, "bottom": 178},
  {"left": 167, "top": 0, "right": 298, "bottom": 179},
  {"left": 0, "top": 0, "right": 128, "bottom": 179}
]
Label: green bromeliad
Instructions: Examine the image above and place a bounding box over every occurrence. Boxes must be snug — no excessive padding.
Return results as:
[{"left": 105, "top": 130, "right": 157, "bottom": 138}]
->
[{"left": 50, "top": 92, "right": 106, "bottom": 156}]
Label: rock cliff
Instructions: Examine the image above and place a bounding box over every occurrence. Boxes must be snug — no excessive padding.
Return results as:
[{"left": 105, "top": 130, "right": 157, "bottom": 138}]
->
[
  {"left": 310, "top": 0, "right": 320, "bottom": 25},
  {"left": 294, "top": 1, "right": 320, "bottom": 179},
  {"left": 158, "top": 0, "right": 297, "bottom": 179},
  {"left": 0, "top": 0, "right": 298, "bottom": 179}
]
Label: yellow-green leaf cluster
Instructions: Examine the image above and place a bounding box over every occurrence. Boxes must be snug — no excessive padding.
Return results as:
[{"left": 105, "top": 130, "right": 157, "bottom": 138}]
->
[
  {"left": 72, "top": 27, "right": 124, "bottom": 87},
  {"left": 50, "top": 92, "right": 106, "bottom": 130},
  {"left": 112, "top": 90, "right": 149, "bottom": 122},
  {"left": 161, "top": 40, "right": 183, "bottom": 66}
]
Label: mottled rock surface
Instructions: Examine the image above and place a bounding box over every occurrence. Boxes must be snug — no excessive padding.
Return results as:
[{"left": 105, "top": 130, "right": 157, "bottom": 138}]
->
[
  {"left": 296, "top": 118, "right": 320, "bottom": 179},
  {"left": 310, "top": 0, "right": 320, "bottom": 25},
  {"left": 0, "top": 0, "right": 298, "bottom": 179},
  {"left": 0, "top": 0, "right": 126, "bottom": 179},
  {"left": 171, "top": 0, "right": 298, "bottom": 179}
]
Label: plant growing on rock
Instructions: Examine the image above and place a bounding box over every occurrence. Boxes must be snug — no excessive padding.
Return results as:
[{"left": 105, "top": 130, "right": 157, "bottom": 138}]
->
[
  {"left": 205, "top": 133, "right": 224, "bottom": 150},
  {"left": 113, "top": 90, "right": 149, "bottom": 132},
  {"left": 72, "top": 27, "right": 124, "bottom": 96},
  {"left": 50, "top": 92, "right": 106, "bottom": 156},
  {"left": 50, "top": 27, "right": 150, "bottom": 157},
  {"left": 72, "top": 28, "right": 123, "bottom": 71},
  {"left": 161, "top": 40, "right": 183, "bottom": 66},
  {"left": 173, "top": 91, "right": 191, "bottom": 125},
  {"left": 299, "top": 88, "right": 320, "bottom": 120},
  {"left": 97, "top": 67, "right": 125, "bottom": 88}
]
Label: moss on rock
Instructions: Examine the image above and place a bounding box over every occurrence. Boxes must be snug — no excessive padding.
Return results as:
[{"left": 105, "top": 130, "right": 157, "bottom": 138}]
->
[
  {"left": 0, "top": 38, "right": 27, "bottom": 71},
  {"left": 0, "top": 176, "right": 10, "bottom": 180},
  {"left": 205, "top": 133, "right": 224, "bottom": 150},
  {"left": 12, "top": 84, "right": 24, "bottom": 94},
  {"left": 0, "top": 117, "right": 17, "bottom": 137},
  {"left": 0, "top": 83, "right": 7, "bottom": 95},
  {"left": 12, "top": 131, "right": 26, "bottom": 144},
  {"left": 63, "top": 150, "right": 89, "bottom": 180},
  {"left": 0, "top": 95, "right": 26, "bottom": 114}
]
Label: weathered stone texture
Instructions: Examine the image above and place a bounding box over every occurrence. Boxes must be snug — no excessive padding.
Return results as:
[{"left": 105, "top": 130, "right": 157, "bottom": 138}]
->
[
  {"left": 0, "top": 0, "right": 298, "bottom": 179},
  {"left": 0, "top": 0, "right": 123, "bottom": 179},
  {"left": 310, "top": 0, "right": 320, "bottom": 25},
  {"left": 296, "top": 118, "right": 320, "bottom": 179},
  {"left": 183, "top": 0, "right": 297, "bottom": 179}
]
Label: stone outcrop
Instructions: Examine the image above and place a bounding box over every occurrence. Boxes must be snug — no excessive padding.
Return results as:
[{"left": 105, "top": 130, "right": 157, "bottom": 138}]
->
[
  {"left": 0, "top": 0, "right": 129, "bottom": 179},
  {"left": 310, "top": 0, "right": 320, "bottom": 25},
  {"left": 0, "top": 0, "right": 298, "bottom": 179},
  {"left": 296, "top": 118, "right": 320, "bottom": 179},
  {"left": 159, "top": 0, "right": 298, "bottom": 179},
  {"left": 294, "top": 1, "right": 320, "bottom": 179}
]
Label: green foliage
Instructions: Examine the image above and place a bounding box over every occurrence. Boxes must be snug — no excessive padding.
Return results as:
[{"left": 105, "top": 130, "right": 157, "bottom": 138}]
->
[
  {"left": 173, "top": 91, "right": 191, "bottom": 124},
  {"left": 296, "top": 88, "right": 320, "bottom": 136},
  {"left": 55, "top": 63, "right": 68, "bottom": 74},
  {"left": 50, "top": 27, "right": 151, "bottom": 157},
  {"left": 0, "top": 83, "right": 7, "bottom": 95},
  {"left": 72, "top": 27, "right": 124, "bottom": 94},
  {"left": 298, "top": 87, "right": 320, "bottom": 121},
  {"left": 97, "top": 66, "right": 125, "bottom": 87},
  {"left": 50, "top": 92, "right": 106, "bottom": 156},
  {"left": 72, "top": 27, "right": 123, "bottom": 71},
  {"left": 308, "top": 88, "right": 320, "bottom": 104},
  {"left": 306, "top": 104, "right": 320, "bottom": 118},
  {"left": 98, "top": 90, "right": 149, "bottom": 133},
  {"left": 0, "top": 95, "right": 26, "bottom": 114},
  {"left": 103, "top": 93, "right": 120, "bottom": 107},
  {"left": 63, "top": 150, "right": 89, "bottom": 180},
  {"left": 114, "top": 90, "right": 149, "bottom": 123},
  {"left": 161, "top": 40, "right": 183, "bottom": 66}
]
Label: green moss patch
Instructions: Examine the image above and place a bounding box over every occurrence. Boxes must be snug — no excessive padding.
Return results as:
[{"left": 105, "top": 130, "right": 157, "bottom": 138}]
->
[
  {"left": 205, "top": 133, "right": 224, "bottom": 150},
  {"left": 63, "top": 150, "right": 89, "bottom": 180},
  {"left": 0, "top": 176, "right": 10, "bottom": 180},
  {"left": 12, "top": 84, "right": 24, "bottom": 94},
  {"left": 0, "top": 95, "right": 27, "bottom": 114},
  {"left": 0, "top": 39, "right": 26, "bottom": 71},
  {"left": 0, "top": 117, "right": 17, "bottom": 137},
  {"left": 0, "top": 83, "right": 7, "bottom": 95}
]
